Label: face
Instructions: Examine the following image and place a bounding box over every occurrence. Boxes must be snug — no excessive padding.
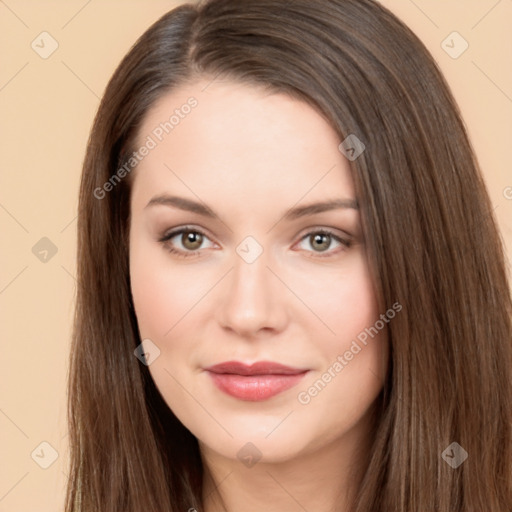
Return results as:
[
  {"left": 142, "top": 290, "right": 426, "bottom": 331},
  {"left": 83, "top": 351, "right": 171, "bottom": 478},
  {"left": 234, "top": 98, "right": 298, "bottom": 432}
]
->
[{"left": 129, "top": 78, "right": 389, "bottom": 465}]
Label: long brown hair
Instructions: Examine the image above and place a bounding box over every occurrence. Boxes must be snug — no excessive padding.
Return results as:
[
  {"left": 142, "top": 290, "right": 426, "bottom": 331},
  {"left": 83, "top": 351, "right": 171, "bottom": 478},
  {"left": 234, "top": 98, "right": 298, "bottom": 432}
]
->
[{"left": 66, "top": 0, "right": 512, "bottom": 510}]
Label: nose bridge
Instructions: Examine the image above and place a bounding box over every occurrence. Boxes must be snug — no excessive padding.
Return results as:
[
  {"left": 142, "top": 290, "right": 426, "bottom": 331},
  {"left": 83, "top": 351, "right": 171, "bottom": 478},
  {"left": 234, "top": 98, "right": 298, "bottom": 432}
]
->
[
  {"left": 232, "top": 248, "right": 269, "bottom": 300},
  {"left": 217, "top": 242, "right": 287, "bottom": 335}
]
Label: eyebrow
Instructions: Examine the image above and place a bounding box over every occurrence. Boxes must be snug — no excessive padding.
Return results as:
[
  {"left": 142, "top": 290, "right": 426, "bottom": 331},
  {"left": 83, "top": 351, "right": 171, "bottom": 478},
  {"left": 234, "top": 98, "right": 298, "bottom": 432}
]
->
[{"left": 145, "top": 194, "right": 358, "bottom": 221}]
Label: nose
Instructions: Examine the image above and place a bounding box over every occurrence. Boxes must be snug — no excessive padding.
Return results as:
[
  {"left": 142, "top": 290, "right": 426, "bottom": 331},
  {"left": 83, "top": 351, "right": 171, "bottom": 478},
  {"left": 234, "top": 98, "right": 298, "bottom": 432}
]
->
[{"left": 216, "top": 250, "right": 289, "bottom": 338}]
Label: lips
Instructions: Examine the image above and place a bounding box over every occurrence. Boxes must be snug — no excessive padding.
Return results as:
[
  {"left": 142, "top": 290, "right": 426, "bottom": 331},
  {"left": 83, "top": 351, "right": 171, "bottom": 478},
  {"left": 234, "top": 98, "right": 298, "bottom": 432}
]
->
[{"left": 204, "top": 360, "right": 309, "bottom": 401}]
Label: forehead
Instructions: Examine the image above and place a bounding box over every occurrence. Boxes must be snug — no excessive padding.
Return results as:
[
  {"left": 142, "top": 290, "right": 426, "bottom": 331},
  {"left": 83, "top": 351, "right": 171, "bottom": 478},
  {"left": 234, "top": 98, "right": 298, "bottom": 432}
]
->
[{"left": 131, "top": 79, "right": 355, "bottom": 209}]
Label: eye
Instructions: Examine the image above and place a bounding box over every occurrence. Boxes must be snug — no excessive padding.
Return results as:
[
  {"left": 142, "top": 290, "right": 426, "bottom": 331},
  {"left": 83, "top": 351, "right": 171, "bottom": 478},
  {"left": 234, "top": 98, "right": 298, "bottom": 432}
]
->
[
  {"left": 158, "top": 226, "right": 352, "bottom": 259},
  {"left": 295, "top": 229, "right": 351, "bottom": 257},
  {"left": 159, "top": 227, "right": 216, "bottom": 258}
]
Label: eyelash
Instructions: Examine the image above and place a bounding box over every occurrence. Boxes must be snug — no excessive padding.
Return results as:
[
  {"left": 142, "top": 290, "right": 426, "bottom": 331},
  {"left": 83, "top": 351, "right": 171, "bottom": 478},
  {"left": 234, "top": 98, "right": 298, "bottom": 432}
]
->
[{"left": 158, "top": 226, "right": 352, "bottom": 260}]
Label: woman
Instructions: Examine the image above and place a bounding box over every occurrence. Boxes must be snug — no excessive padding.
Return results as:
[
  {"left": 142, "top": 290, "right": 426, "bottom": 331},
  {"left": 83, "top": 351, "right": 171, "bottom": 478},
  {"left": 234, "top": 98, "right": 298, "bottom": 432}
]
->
[{"left": 66, "top": 0, "right": 512, "bottom": 510}]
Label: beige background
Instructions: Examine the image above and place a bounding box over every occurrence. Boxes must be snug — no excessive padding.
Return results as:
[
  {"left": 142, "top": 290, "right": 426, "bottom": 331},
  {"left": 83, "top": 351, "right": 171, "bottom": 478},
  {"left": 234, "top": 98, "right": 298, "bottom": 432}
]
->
[{"left": 0, "top": 1, "right": 511, "bottom": 510}]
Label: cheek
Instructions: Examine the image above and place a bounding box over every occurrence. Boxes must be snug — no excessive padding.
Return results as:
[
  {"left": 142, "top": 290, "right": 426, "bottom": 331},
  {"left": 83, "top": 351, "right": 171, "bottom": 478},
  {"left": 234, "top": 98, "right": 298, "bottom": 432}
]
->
[
  {"left": 294, "top": 253, "right": 380, "bottom": 354},
  {"left": 129, "top": 239, "right": 212, "bottom": 340},
  {"left": 129, "top": 241, "right": 208, "bottom": 407},
  {"left": 335, "top": 264, "right": 387, "bottom": 382},
  {"left": 130, "top": 259, "right": 173, "bottom": 340},
  {"left": 293, "top": 255, "right": 388, "bottom": 416}
]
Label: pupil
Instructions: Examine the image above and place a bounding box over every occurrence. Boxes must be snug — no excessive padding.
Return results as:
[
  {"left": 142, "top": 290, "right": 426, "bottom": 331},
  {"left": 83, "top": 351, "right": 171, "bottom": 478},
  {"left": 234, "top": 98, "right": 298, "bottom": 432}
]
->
[{"left": 312, "top": 233, "right": 330, "bottom": 251}]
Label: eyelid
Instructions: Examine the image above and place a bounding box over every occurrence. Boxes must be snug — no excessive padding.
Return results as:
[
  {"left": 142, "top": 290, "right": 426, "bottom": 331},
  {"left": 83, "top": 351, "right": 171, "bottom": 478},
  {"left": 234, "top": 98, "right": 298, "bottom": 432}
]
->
[
  {"left": 295, "top": 225, "right": 351, "bottom": 242},
  {"left": 158, "top": 225, "right": 213, "bottom": 244}
]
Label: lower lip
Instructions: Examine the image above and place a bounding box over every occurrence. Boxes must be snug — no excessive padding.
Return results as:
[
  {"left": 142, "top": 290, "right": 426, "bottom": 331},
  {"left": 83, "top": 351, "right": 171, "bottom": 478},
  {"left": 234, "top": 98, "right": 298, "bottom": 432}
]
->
[{"left": 207, "top": 372, "right": 308, "bottom": 401}]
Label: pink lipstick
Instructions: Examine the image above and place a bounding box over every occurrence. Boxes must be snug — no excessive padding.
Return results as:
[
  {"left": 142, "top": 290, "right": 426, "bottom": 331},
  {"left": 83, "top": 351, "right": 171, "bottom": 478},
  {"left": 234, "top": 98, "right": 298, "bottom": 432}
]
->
[{"left": 204, "top": 361, "right": 308, "bottom": 401}]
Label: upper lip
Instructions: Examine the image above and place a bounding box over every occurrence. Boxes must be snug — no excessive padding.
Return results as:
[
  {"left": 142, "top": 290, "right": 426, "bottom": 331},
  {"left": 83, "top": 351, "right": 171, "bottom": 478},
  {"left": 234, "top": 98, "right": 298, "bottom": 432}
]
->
[{"left": 204, "top": 360, "right": 307, "bottom": 376}]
